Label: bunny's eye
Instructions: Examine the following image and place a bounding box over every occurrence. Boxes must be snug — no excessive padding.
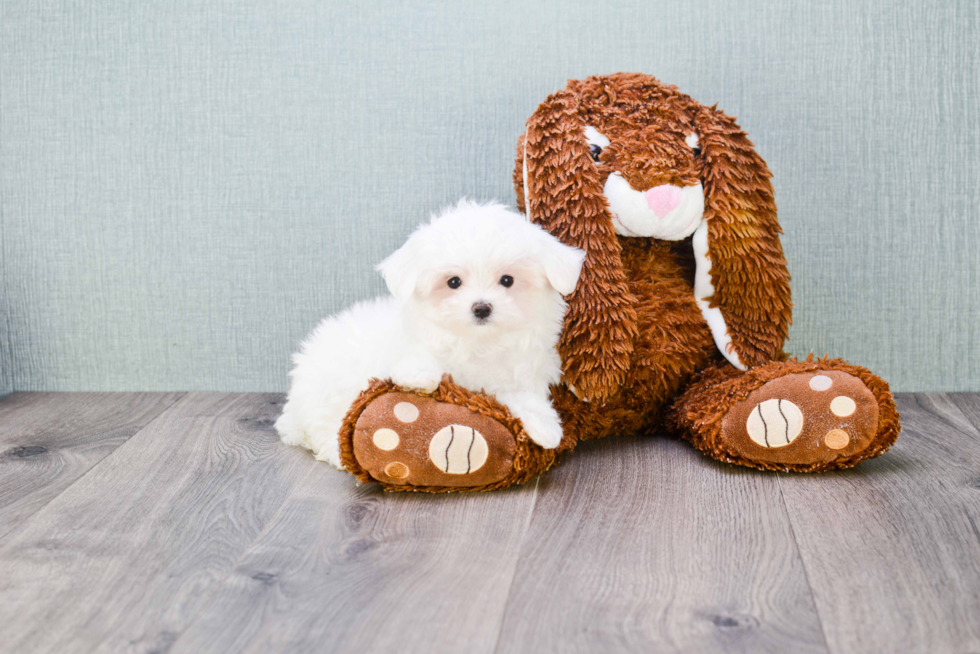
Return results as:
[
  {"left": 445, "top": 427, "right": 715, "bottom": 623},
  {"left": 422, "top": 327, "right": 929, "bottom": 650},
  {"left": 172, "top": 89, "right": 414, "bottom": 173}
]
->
[
  {"left": 686, "top": 133, "right": 702, "bottom": 157},
  {"left": 499, "top": 275, "right": 514, "bottom": 287},
  {"left": 447, "top": 276, "right": 462, "bottom": 289},
  {"left": 584, "top": 126, "right": 611, "bottom": 166}
]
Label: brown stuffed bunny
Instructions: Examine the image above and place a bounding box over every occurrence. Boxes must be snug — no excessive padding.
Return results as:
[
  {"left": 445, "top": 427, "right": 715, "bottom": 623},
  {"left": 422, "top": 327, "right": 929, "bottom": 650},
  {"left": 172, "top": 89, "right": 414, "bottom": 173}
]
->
[{"left": 339, "top": 73, "right": 900, "bottom": 491}]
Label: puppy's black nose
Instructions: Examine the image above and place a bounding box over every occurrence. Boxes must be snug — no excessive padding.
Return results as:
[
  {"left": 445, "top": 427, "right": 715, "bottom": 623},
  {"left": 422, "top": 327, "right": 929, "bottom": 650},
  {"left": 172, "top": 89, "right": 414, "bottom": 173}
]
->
[{"left": 472, "top": 302, "right": 492, "bottom": 320}]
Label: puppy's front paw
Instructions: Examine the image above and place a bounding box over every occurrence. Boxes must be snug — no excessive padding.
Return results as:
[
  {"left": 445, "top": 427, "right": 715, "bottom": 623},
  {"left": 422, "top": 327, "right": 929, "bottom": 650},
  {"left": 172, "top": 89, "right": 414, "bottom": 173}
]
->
[
  {"left": 497, "top": 393, "right": 563, "bottom": 450},
  {"left": 519, "top": 413, "right": 563, "bottom": 449},
  {"left": 391, "top": 357, "right": 444, "bottom": 394}
]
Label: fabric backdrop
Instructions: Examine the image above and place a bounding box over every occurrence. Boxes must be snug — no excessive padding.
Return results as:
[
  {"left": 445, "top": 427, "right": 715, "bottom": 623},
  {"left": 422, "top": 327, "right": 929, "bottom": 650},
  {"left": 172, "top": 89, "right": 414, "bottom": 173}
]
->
[{"left": 1, "top": 0, "right": 977, "bottom": 394}]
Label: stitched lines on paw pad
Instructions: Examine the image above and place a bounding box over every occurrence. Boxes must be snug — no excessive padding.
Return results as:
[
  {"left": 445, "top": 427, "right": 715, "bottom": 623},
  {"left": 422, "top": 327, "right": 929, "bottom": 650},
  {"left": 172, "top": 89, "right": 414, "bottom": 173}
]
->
[
  {"left": 428, "top": 425, "right": 488, "bottom": 474},
  {"left": 746, "top": 399, "right": 803, "bottom": 448}
]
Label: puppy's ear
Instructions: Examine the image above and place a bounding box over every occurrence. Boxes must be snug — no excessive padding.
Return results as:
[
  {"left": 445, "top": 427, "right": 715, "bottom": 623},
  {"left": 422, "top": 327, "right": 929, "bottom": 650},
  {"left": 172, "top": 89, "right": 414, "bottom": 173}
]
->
[
  {"left": 376, "top": 234, "right": 421, "bottom": 302},
  {"left": 692, "top": 105, "right": 792, "bottom": 368},
  {"left": 538, "top": 232, "right": 586, "bottom": 295},
  {"left": 522, "top": 88, "right": 639, "bottom": 403}
]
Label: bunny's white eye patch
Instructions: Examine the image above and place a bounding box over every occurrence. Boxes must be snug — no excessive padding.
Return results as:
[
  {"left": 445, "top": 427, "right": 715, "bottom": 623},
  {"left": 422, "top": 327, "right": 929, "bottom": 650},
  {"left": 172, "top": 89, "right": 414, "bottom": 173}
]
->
[
  {"left": 584, "top": 126, "right": 610, "bottom": 163},
  {"left": 584, "top": 126, "right": 610, "bottom": 149},
  {"left": 686, "top": 133, "right": 702, "bottom": 156}
]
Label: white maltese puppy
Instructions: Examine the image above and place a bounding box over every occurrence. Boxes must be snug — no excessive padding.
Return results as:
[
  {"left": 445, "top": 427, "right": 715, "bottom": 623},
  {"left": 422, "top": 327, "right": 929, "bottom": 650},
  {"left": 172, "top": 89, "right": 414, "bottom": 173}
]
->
[{"left": 275, "top": 199, "right": 585, "bottom": 468}]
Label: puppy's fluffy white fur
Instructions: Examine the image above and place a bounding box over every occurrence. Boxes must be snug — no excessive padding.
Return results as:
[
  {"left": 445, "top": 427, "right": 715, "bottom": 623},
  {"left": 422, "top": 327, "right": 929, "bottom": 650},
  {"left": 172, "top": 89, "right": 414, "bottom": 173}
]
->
[{"left": 275, "top": 199, "right": 585, "bottom": 468}]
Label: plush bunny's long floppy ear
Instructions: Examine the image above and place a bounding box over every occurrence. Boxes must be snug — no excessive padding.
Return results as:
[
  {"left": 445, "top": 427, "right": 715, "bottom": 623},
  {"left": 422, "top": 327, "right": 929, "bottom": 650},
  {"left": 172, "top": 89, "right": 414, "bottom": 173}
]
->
[
  {"left": 519, "top": 89, "right": 639, "bottom": 403},
  {"left": 692, "top": 105, "right": 792, "bottom": 369}
]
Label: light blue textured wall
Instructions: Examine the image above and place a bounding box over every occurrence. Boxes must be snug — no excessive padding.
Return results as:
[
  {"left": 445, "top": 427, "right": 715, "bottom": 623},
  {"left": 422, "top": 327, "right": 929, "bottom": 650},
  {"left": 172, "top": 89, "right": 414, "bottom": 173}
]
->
[{"left": 1, "top": 0, "right": 977, "bottom": 392}]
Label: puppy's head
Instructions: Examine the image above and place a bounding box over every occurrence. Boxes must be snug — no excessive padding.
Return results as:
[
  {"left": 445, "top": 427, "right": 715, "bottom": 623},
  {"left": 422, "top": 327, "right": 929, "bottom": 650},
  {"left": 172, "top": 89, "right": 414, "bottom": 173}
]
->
[{"left": 377, "top": 199, "right": 585, "bottom": 337}]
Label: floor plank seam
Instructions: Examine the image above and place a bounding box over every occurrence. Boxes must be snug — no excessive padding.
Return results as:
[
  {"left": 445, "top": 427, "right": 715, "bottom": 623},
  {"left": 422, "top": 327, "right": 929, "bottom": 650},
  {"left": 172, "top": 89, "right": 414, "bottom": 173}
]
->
[
  {"left": 0, "top": 392, "right": 188, "bottom": 548},
  {"left": 775, "top": 475, "right": 834, "bottom": 654},
  {"left": 489, "top": 475, "right": 542, "bottom": 654},
  {"left": 930, "top": 393, "right": 980, "bottom": 438}
]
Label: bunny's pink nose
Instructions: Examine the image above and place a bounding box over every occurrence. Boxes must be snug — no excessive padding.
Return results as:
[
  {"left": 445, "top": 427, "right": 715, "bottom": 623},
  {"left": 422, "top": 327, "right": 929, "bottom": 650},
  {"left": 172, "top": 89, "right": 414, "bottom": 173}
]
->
[{"left": 645, "top": 185, "right": 682, "bottom": 217}]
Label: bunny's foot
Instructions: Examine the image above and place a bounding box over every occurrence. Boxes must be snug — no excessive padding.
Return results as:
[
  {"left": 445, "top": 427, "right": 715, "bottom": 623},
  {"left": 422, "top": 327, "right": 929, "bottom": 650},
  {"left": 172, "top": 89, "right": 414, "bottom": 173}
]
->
[
  {"left": 668, "top": 357, "right": 901, "bottom": 472},
  {"left": 339, "top": 377, "right": 561, "bottom": 492}
]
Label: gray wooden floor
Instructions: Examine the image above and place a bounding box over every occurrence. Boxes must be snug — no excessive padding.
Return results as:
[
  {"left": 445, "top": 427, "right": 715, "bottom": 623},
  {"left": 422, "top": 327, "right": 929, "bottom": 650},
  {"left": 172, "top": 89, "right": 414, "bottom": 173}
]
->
[{"left": 0, "top": 393, "right": 978, "bottom": 653}]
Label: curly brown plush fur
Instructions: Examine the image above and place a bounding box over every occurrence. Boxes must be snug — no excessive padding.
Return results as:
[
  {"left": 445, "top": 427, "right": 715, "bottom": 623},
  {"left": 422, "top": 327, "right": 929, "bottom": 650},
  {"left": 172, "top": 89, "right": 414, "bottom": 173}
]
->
[
  {"left": 517, "top": 74, "right": 792, "bottom": 390},
  {"left": 513, "top": 73, "right": 898, "bottom": 470}
]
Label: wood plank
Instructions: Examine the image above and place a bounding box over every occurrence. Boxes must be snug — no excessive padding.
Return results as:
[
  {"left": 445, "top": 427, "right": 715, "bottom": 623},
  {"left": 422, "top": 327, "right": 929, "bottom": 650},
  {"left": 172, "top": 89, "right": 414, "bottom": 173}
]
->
[
  {"left": 0, "top": 392, "right": 183, "bottom": 541},
  {"left": 494, "top": 435, "right": 827, "bottom": 654},
  {"left": 948, "top": 392, "right": 980, "bottom": 434},
  {"left": 169, "top": 466, "right": 541, "bottom": 653},
  {"left": 778, "top": 393, "right": 980, "bottom": 653},
  {"left": 0, "top": 392, "right": 315, "bottom": 654}
]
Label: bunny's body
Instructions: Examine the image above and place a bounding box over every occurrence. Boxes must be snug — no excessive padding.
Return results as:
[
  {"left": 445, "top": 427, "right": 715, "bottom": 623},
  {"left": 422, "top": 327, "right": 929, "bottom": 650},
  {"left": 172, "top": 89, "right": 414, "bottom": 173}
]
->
[{"left": 515, "top": 74, "right": 899, "bottom": 469}]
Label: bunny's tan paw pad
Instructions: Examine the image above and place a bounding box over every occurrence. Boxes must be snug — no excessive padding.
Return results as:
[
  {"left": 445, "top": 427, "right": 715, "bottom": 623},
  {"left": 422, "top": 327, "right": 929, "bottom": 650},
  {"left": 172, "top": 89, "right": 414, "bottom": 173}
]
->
[
  {"left": 351, "top": 392, "right": 518, "bottom": 489},
  {"left": 339, "top": 378, "right": 561, "bottom": 491},
  {"left": 718, "top": 371, "right": 880, "bottom": 470}
]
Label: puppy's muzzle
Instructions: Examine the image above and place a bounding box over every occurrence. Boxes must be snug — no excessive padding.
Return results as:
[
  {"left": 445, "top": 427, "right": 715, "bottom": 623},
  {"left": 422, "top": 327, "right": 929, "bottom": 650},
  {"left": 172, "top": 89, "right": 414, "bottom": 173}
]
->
[{"left": 471, "top": 302, "right": 492, "bottom": 322}]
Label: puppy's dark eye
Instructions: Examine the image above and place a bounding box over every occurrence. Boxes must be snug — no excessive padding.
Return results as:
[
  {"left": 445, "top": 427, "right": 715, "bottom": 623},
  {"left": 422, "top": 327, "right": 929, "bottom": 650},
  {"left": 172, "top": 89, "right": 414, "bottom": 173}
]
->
[
  {"left": 589, "top": 144, "right": 602, "bottom": 163},
  {"left": 499, "top": 275, "right": 514, "bottom": 288},
  {"left": 692, "top": 146, "right": 702, "bottom": 157},
  {"left": 447, "top": 276, "right": 462, "bottom": 289}
]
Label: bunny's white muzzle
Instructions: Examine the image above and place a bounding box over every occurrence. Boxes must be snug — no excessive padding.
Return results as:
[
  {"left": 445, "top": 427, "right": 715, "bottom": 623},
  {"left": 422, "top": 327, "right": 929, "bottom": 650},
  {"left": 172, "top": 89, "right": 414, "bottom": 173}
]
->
[{"left": 603, "top": 174, "right": 705, "bottom": 241}]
